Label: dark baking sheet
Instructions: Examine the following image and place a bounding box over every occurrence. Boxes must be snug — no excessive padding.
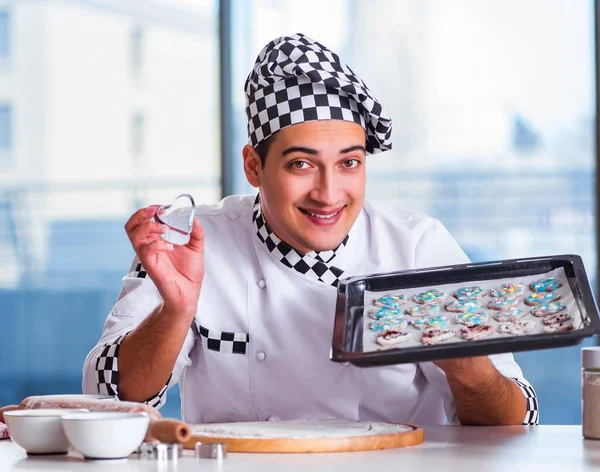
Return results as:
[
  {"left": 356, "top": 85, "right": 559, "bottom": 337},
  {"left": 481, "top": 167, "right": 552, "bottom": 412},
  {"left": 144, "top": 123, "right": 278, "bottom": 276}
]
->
[{"left": 330, "top": 255, "right": 600, "bottom": 367}]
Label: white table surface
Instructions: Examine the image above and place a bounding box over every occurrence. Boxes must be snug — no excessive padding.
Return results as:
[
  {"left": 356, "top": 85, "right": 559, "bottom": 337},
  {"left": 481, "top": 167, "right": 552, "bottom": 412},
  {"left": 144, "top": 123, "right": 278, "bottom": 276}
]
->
[{"left": 2, "top": 425, "right": 599, "bottom": 471}]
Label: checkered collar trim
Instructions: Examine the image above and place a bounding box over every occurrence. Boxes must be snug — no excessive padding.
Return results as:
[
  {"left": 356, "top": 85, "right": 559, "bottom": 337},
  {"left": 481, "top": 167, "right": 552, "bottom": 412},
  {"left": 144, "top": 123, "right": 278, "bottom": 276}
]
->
[
  {"left": 252, "top": 195, "right": 348, "bottom": 287},
  {"left": 244, "top": 33, "right": 392, "bottom": 154}
]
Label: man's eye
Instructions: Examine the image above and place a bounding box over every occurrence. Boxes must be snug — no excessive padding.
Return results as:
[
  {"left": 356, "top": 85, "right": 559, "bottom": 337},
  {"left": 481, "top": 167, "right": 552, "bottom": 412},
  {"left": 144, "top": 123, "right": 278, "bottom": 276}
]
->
[
  {"left": 343, "top": 159, "right": 360, "bottom": 168},
  {"left": 290, "top": 161, "right": 309, "bottom": 169}
]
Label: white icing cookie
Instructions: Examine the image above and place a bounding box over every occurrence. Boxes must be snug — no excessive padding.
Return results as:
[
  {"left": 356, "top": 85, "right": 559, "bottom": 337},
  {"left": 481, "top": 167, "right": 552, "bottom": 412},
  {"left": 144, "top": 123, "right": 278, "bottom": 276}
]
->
[
  {"left": 376, "top": 329, "right": 411, "bottom": 349},
  {"left": 460, "top": 324, "right": 494, "bottom": 341},
  {"left": 498, "top": 320, "right": 536, "bottom": 336},
  {"left": 543, "top": 322, "right": 574, "bottom": 333},
  {"left": 420, "top": 328, "right": 456, "bottom": 345},
  {"left": 543, "top": 313, "right": 571, "bottom": 326}
]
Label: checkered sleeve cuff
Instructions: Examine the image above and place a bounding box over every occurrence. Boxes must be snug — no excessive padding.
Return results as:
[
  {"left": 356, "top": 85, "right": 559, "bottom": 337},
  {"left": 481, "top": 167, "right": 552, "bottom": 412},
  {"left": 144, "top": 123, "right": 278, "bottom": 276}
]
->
[
  {"left": 509, "top": 377, "right": 539, "bottom": 425},
  {"left": 95, "top": 333, "right": 172, "bottom": 409}
]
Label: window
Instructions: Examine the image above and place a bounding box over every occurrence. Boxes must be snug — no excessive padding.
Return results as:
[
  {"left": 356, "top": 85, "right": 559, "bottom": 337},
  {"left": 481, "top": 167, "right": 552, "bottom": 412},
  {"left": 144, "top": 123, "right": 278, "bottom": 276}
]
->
[
  {"left": 228, "top": 0, "right": 597, "bottom": 424},
  {"left": 0, "top": 1, "right": 220, "bottom": 420},
  {"left": 0, "top": 105, "right": 12, "bottom": 162},
  {"left": 131, "top": 111, "right": 144, "bottom": 162},
  {"left": 130, "top": 26, "right": 144, "bottom": 79},
  {"left": 0, "top": 11, "right": 11, "bottom": 61}
]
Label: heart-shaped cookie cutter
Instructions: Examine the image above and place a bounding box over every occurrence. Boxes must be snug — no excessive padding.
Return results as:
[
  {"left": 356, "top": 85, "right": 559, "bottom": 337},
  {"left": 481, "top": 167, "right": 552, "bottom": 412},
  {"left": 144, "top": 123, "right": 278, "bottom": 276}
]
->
[{"left": 155, "top": 193, "right": 196, "bottom": 245}]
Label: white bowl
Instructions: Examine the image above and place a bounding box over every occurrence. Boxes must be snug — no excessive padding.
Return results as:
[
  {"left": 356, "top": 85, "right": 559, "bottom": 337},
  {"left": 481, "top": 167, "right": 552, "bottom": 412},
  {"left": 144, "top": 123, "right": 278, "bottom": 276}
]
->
[
  {"left": 61, "top": 412, "right": 149, "bottom": 460},
  {"left": 4, "top": 408, "right": 88, "bottom": 455}
]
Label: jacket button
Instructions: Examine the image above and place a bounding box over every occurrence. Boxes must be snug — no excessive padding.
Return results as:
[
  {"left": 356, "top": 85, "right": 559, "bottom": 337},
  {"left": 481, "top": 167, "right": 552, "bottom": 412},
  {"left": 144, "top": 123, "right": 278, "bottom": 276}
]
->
[
  {"left": 256, "top": 351, "right": 266, "bottom": 361},
  {"left": 257, "top": 279, "right": 266, "bottom": 288}
]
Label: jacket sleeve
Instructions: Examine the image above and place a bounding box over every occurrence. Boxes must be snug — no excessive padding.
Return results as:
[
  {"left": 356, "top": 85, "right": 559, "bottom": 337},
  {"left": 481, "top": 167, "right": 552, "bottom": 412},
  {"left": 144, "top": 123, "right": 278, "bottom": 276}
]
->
[
  {"left": 415, "top": 218, "right": 539, "bottom": 425},
  {"left": 82, "top": 257, "right": 196, "bottom": 409}
]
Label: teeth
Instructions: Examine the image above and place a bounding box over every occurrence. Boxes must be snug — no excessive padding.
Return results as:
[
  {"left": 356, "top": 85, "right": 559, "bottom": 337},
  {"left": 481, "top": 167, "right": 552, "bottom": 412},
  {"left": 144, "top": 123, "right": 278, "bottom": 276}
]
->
[{"left": 307, "top": 211, "right": 338, "bottom": 219}]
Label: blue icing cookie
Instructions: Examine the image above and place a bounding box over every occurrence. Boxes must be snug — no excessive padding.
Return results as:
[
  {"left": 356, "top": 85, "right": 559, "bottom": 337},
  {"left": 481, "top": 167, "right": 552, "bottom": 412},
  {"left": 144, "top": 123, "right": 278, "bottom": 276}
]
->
[
  {"left": 487, "top": 296, "right": 519, "bottom": 311},
  {"left": 368, "top": 308, "right": 403, "bottom": 320},
  {"left": 413, "top": 289, "right": 447, "bottom": 305},
  {"left": 490, "top": 283, "right": 524, "bottom": 298},
  {"left": 456, "top": 311, "right": 488, "bottom": 325},
  {"left": 411, "top": 316, "right": 448, "bottom": 330},
  {"left": 530, "top": 277, "right": 562, "bottom": 293},
  {"left": 373, "top": 294, "right": 407, "bottom": 309},
  {"left": 370, "top": 317, "right": 408, "bottom": 332},
  {"left": 405, "top": 304, "right": 442, "bottom": 317},
  {"left": 531, "top": 302, "right": 567, "bottom": 317},
  {"left": 445, "top": 300, "right": 483, "bottom": 313},
  {"left": 453, "top": 286, "right": 486, "bottom": 300},
  {"left": 525, "top": 292, "right": 560, "bottom": 306}
]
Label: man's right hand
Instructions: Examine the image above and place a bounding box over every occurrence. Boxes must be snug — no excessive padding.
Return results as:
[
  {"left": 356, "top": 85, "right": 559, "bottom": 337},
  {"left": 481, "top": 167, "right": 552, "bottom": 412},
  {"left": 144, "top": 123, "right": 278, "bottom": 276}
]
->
[{"left": 125, "top": 206, "right": 205, "bottom": 317}]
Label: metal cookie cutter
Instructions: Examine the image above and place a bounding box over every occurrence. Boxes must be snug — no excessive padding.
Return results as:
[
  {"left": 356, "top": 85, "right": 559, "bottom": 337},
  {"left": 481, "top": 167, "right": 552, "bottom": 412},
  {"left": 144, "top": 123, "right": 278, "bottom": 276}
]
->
[
  {"left": 138, "top": 442, "right": 183, "bottom": 461},
  {"left": 195, "top": 442, "right": 228, "bottom": 460}
]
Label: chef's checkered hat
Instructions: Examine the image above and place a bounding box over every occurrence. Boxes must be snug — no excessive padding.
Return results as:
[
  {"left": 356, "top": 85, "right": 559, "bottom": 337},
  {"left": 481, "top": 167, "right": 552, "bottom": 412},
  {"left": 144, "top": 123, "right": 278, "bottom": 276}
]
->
[{"left": 244, "top": 33, "right": 392, "bottom": 154}]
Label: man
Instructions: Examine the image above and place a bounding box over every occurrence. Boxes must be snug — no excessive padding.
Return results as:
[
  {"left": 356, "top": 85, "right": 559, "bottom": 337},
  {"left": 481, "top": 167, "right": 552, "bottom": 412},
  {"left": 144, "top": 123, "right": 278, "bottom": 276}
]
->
[{"left": 83, "top": 33, "right": 538, "bottom": 426}]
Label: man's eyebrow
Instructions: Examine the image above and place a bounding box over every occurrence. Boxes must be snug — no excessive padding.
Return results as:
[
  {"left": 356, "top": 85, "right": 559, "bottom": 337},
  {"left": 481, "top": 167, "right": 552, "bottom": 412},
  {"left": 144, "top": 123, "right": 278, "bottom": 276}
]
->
[
  {"left": 281, "top": 145, "right": 367, "bottom": 156},
  {"left": 340, "top": 145, "right": 366, "bottom": 154},
  {"left": 281, "top": 146, "right": 318, "bottom": 156}
]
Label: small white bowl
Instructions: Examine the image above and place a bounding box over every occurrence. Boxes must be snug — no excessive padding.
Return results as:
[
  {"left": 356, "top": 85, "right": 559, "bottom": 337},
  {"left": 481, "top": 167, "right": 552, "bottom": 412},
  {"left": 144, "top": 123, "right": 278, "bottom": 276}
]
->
[
  {"left": 61, "top": 412, "right": 149, "bottom": 460},
  {"left": 4, "top": 408, "right": 88, "bottom": 455}
]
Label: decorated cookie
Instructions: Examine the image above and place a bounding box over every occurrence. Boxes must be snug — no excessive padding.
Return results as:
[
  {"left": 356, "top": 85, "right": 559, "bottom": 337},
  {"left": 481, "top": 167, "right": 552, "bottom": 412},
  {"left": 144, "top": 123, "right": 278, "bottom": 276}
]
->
[
  {"left": 373, "top": 294, "right": 407, "bottom": 309},
  {"left": 542, "top": 313, "right": 571, "bottom": 326},
  {"left": 524, "top": 292, "right": 560, "bottom": 306},
  {"left": 491, "top": 307, "right": 526, "bottom": 323},
  {"left": 453, "top": 286, "right": 486, "bottom": 300},
  {"left": 455, "top": 311, "right": 488, "bottom": 326},
  {"left": 410, "top": 316, "right": 449, "bottom": 330},
  {"left": 460, "top": 324, "right": 494, "bottom": 341},
  {"left": 543, "top": 322, "right": 573, "bottom": 333},
  {"left": 531, "top": 302, "right": 567, "bottom": 317},
  {"left": 530, "top": 277, "right": 562, "bottom": 293},
  {"left": 445, "top": 300, "right": 483, "bottom": 313},
  {"left": 413, "top": 289, "right": 447, "bottom": 305},
  {"left": 370, "top": 317, "right": 408, "bottom": 332},
  {"left": 368, "top": 308, "right": 403, "bottom": 320},
  {"left": 490, "top": 283, "right": 524, "bottom": 298},
  {"left": 376, "top": 329, "right": 411, "bottom": 349},
  {"left": 498, "top": 320, "right": 536, "bottom": 336},
  {"left": 405, "top": 304, "right": 442, "bottom": 317},
  {"left": 420, "top": 328, "right": 457, "bottom": 345},
  {"left": 487, "top": 296, "right": 519, "bottom": 311}
]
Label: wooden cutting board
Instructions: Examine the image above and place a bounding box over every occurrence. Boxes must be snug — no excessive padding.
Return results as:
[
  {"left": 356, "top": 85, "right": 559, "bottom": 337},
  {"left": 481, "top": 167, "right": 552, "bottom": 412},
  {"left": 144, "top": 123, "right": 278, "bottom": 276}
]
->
[{"left": 183, "top": 419, "right": 424, "bottom": 453}]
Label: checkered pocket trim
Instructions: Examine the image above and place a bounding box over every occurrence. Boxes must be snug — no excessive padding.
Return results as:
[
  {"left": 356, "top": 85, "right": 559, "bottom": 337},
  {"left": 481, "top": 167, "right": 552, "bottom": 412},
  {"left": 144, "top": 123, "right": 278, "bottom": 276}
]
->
[
  {"left": 198, "top": 324, "right": 250, "bottom": 355},
  {"left": 510, "top": 377, "right": 539, "bottom": 425},
  {"left": 95, "top": 334, "right": 171, "bottom": 409}
]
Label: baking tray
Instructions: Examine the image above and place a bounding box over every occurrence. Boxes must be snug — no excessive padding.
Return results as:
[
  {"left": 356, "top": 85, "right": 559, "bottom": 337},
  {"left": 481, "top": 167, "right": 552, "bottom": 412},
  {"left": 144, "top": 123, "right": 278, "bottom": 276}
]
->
[{"left": 330, "top": 255, "right": 600, "bottom": 367}]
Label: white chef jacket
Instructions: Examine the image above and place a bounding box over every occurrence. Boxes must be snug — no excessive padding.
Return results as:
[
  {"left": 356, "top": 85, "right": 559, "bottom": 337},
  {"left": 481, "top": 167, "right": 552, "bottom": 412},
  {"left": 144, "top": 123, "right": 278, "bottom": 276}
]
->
[{"left": 82, "top": 194, "right": 538, "bottom": 425}]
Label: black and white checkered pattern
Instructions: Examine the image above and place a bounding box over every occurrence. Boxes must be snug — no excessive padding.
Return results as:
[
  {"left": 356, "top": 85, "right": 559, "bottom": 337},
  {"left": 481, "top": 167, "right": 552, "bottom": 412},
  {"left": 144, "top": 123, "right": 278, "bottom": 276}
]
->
[
  {"left": 510, "top": 377, "right": 539, "bottom": 425},
  {"left": 198, "top": 324, "right": 250, "bottom": 355},
  {"left": 95, "top": 334, "right": 170, "bottom": 409},
  {"left": 133, "top": 262, "right": 147, "bottom": 279},
  {"left": 244, "top": 33, "right": 392, "bottom": 154},
  {"left": 252, "top": 195, "right": 347, "bottom": 287}
]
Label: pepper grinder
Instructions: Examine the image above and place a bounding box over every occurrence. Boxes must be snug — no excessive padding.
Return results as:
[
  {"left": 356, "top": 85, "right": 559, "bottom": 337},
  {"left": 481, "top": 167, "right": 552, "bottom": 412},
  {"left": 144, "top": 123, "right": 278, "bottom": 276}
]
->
[{"left": 582, "top": 347, "right": 600, "bottom": 439}]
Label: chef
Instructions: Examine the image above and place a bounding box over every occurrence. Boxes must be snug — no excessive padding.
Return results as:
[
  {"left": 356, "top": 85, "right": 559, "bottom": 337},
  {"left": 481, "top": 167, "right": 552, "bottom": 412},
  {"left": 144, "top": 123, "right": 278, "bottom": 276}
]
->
[{"left": 83, "top": 33, "right": 538, "bottom": 426}]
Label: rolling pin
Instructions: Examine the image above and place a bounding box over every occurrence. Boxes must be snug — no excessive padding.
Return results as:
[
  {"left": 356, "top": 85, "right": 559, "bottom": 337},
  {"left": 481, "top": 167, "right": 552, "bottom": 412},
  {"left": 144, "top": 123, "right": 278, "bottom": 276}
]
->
[{"left": 146, "top": 418, "right": 192, "bottom": 443}]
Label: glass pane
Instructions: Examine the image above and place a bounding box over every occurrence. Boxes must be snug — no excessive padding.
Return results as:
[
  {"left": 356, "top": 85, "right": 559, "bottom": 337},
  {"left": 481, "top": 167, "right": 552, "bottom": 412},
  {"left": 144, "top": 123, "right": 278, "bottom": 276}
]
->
[
  {"left": 0, "top": 0, "right": 219, "bottom": 420},
  {"left": 230, "top": 0, "right": 596, "bottom": 424}
]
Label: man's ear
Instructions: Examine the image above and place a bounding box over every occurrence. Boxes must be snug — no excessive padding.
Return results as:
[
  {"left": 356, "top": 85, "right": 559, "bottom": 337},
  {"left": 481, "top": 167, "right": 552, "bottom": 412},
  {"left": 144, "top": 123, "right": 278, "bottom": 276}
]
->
[{"left": 242, "top": 144, "right": 261, "bottom": 188}]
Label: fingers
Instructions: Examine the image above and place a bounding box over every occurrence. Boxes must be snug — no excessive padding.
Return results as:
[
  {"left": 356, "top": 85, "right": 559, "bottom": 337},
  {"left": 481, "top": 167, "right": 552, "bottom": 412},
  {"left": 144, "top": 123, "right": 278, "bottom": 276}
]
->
[
  {"left": 186, "top": 218, "right": 205, "bottom": 251},
  {"left": 138, "top": 237, "right": 175, "bottom": 260},
  {"left": 124, "top": 206, "right": 160, "bottom": 235},
  {"left": 128, "top": 220, "right": 169, "bottom": 248}
]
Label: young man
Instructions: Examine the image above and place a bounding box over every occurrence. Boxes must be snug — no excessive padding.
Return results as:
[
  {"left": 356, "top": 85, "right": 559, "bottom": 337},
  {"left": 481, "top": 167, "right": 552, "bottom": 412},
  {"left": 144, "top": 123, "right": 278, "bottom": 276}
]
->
[{"left": 83, "top": 33, "right": 538, "bottom": 426}]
